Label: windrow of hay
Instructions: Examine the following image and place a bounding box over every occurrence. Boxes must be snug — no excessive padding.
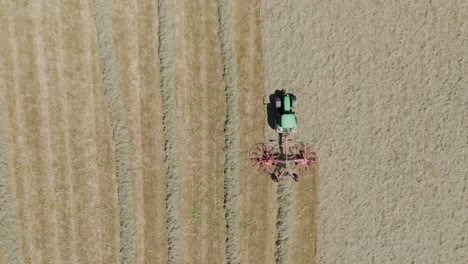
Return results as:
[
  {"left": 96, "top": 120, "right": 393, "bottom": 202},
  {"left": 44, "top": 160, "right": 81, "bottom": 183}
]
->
[
  {"left": 94, "top": 0, "right": 136, "bottom": 263},
  {"left": 275, "top": 180, "right": 293, "bottom": 264},
  {"left": 157, "top": 0, "right": 180, "bottom": 263},
  {"left": 217, "top": 0, "right": 241, "bottom": 263}
]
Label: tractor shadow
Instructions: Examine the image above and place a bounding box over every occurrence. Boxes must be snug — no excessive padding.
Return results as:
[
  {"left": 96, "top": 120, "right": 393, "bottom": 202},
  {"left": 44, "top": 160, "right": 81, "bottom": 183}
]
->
[{"left": 266, "top": 89, "right": 286, "bottom": 130}]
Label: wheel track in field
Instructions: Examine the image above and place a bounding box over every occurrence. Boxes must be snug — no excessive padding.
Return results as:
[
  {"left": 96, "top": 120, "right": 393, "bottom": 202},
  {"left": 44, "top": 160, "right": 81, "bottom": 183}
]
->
[
  {"left": 217, "top": 0, "right": 241, "bottom": 263},
  {"left": 94, "top": 0, "right": 136, "bottom": 263},
  {"left": 157, "top": 0, "right": 181, "bottom": 263}
]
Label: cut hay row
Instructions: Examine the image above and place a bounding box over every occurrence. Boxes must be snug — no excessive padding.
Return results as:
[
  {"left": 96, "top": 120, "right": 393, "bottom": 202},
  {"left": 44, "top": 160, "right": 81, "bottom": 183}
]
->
[
  {"left": 289, "top": 170, "right": 318, "bottom": 264},
  {"left": 275, "top": 180, "right": 293, "bottom": 263},
  {"left": 94, "top": 0, "right": 136, "bottom": 263},
  {"left": 217, "top": 0, "right": 241, "bottom": 263},
  {"left": 157, "top": 0, "right": 181, "bottom": 263}
]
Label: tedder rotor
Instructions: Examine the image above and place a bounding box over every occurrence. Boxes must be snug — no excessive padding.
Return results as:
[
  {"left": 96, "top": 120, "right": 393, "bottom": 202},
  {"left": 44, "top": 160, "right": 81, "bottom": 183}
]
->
[{"left": 249, "top": 90, "right": 318, "bottom": 182}]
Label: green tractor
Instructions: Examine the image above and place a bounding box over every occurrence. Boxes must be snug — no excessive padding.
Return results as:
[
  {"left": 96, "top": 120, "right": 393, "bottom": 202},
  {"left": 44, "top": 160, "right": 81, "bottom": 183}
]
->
[
  {"left": 250, "top": 90, "right": 317, "bottom": 182},
  {"left": 274, "top": 92, "right": 297, "bottom": 134}
]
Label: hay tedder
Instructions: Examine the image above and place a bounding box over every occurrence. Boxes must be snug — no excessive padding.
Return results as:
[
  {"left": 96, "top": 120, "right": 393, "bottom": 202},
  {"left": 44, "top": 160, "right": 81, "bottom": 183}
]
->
[{"left": 249, "top": 90, "right": 318, "bottom": 182}]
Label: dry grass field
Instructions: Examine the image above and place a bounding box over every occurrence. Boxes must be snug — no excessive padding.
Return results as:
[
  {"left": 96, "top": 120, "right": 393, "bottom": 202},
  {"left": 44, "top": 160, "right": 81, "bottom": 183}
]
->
[
  {"left": 261, "top": 0, "right": 467, "bottom": 263},
  {"left": 0, "top": 0, "right": 466, "bottom": 264}
]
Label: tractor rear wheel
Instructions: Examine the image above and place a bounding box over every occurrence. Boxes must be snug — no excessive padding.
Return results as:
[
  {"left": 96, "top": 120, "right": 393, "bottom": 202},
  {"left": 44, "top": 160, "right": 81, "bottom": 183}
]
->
[
  {"left": 291, "top": 95, "right": 297, "bottom": 111},
  {"left": 275, "top": 96, "right": 281, "bottom": 109}
]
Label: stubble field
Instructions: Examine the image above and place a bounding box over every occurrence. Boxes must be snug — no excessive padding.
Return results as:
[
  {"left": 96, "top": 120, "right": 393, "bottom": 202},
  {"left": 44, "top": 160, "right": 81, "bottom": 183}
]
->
[{"left": 0, "top": 0, "right": 314, "bottom": 263}]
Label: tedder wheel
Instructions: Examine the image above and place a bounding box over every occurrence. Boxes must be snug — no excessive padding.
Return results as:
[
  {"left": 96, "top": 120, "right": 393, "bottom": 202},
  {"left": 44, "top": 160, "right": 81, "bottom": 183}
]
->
[{"left": 275, "top": 96, "right": 281, "bottom": 109}]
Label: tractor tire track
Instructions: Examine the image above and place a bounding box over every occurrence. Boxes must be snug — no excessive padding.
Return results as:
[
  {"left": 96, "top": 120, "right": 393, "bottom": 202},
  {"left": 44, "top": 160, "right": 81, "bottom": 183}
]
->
[
  {"left": 217, "top": 0, "right": 241, "bottom": 263},
  {"left": 95, "top": 0, "right": 136, "bottom": 262},
  {"left": 158, "top": 0, "right": 181, "bottom": 263}
]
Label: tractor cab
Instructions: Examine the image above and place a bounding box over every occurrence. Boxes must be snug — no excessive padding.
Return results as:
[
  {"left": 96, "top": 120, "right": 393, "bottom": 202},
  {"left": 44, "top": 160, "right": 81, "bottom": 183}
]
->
[{"left": 275, "top": 92, "right": 297, "bottom": 134}]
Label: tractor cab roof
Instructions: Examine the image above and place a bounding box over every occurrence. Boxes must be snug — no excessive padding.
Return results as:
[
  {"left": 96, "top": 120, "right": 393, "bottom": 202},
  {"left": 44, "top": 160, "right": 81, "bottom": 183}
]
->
[{"left": 281, "top": 114, "right": 296, "bottom": 129}]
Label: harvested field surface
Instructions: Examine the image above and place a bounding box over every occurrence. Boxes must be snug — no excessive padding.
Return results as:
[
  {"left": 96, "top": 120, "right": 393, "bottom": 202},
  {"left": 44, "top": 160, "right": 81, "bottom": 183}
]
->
[
  {"left": 261, "top": 0, "right": 467, "bottom": 263},
  {"left": 2, "top": 0, "right": 465, "bottom": 264}
]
